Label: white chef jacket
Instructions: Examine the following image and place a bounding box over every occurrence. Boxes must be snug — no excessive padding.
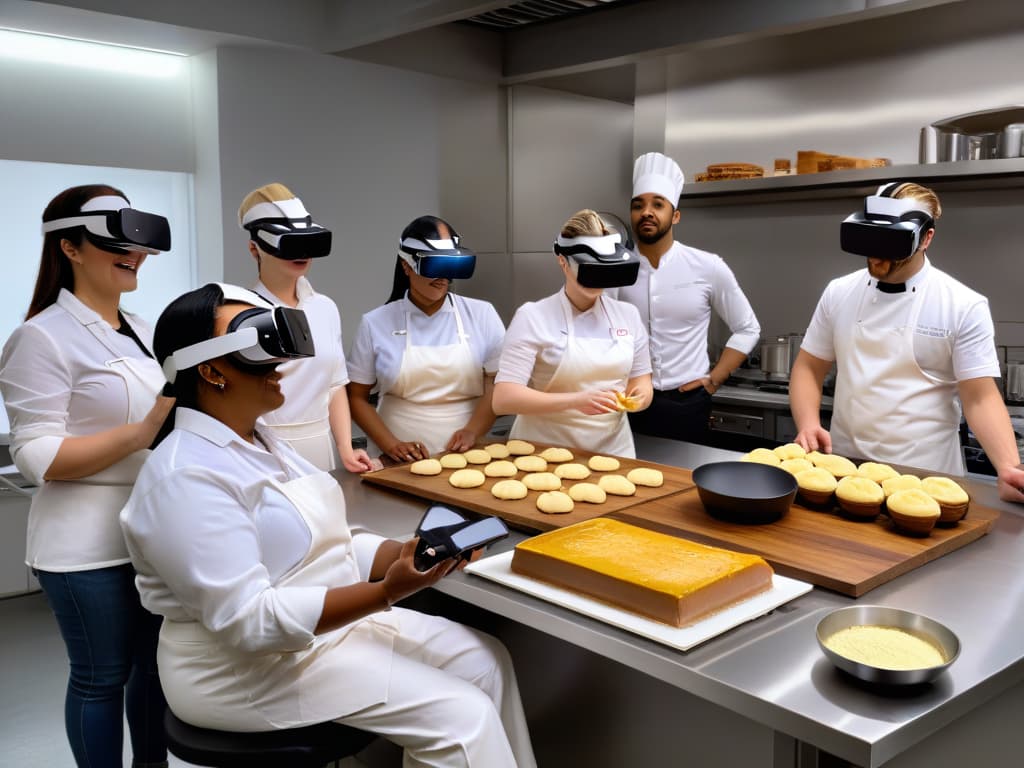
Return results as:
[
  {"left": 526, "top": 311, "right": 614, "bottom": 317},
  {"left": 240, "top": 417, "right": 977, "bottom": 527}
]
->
[
  {"left": 610, "top": 241, "right": 760, "bottom": 390},
  {"left": 254, "top": 278, "right": 349, "bottom": 428},
  {"left": 121, "top": 408, "right": 330, "bottom": 651},
  {"left": 495, "top": 291, "right": 651, "bottom": 389},
  {"left": 347, "top": 293, "right": 504, "bottom": 394},
  {"left": 801, "top": 259, "right": 1000, "bottom": 385},
  {"left": 0, "top": 289, "right": 161, "bottom": 570}
]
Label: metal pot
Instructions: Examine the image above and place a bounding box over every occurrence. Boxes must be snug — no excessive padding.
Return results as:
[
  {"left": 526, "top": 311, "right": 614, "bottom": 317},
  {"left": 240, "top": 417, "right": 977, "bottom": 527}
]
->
[
  {"left": 760, "top": 334, "right": 803, "bottom": 377},
  {"left": 692, "top": 461, "right": 797, "bottom": 525}
]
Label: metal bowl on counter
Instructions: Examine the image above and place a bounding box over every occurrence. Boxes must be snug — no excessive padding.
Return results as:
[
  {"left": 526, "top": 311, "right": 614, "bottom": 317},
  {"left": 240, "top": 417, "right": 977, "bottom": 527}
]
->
[
  {"left": 692, "top": 461, "right": 797, "bottom": 525},
  {"left": 816, "top": 605, "right": 960, "bottom": 686}
]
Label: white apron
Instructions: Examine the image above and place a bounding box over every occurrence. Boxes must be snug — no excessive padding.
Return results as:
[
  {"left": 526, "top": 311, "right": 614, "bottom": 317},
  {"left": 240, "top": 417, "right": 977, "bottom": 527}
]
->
[
  {"left": 510, "top": 296, "right": 635, "bottom": 458},
  {"left": 266, "top": 415, "right": 336, "bottom": 472},
  {"left": 831, "top": 274, "right": 964, "bottom": 475},
  {"left": 27, "top": 321, "right": 165, "bottom": 570},
  {"left": 159, "top": 470, "right": 401, "bottom": 731},
  {"left": 377, "top": 296, "right": 481, "bottom": 456}
]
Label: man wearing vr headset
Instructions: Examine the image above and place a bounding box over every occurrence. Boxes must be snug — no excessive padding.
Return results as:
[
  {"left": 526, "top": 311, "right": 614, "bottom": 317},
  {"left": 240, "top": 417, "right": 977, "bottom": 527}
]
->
[
  {"left": 123, "top": 283, "right": 536, "bottom": 767},
  {"left": 791, "top": 182, "right": 1024, "bottom": 499},
  {"left": 239, "top": 183, "right": 375, "bottom": 474},
  {"left": 613, "top": 152, "right": 761, "bottom": 445},
  {"left": 0, "top": 184, "right": 174, "bottom": 767},
  {"left": 347, "top": 216, "right": 505, "bottom": 462},
  {"left": 493, "top": 209, "right": 652, "bottom": 458}
]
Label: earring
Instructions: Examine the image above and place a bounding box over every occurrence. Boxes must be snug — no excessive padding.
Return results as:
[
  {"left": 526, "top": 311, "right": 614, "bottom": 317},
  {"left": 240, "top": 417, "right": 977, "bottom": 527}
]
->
[{"left": 216, "top": 381, "right": 225, "bottom": 391}]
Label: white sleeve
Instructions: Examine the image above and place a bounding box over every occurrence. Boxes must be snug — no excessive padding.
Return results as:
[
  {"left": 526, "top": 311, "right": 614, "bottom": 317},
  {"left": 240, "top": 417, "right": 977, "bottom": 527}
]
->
[
  {"left": 330, "top": 303, "right": 349, "bottom": 388},
  {"left": 346, "top": 315, "right": 378, "bottom": 386},
  {"left": 129, "top": 467, "right": 326, "bottom": 653},
  {"left": 0, "top": 324, "right": 69, "bottom": 485},
  {"left": 953, "top": 297, "right": 1000, "bottom": 380},
  {"left": 494, "top": 304, "right": 543, "bottom": 386},
  {"left": 478, "top": 301, "right": 506, "bottom": 374},
  {"left": 710, "top": 256, "right": 760, "bottom": 354}
]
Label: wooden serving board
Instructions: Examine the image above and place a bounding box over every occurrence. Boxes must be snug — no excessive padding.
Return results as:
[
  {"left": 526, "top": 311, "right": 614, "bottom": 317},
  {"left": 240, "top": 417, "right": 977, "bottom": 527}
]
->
[
  {"left": 611, "top": 488, "right": 998, "bottom": 597},
  {"left": 360, "top": 444, "right": 695, "bottom": 533}
]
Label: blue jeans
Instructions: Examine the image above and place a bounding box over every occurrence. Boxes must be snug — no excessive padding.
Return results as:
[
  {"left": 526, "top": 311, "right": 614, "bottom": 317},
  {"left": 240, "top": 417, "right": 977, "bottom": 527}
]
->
[{"left": 35, "top": 564, "right": 167, "bottom": 768}]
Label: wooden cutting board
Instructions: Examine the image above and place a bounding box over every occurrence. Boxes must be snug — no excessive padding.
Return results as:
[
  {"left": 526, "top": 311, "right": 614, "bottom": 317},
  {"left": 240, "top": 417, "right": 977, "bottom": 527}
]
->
[
  {"left": 360, "top": 444, "right": 695, "bottom": 533},
  {"left": 611, "top": 488, "right": 998, "bottom": 597}
]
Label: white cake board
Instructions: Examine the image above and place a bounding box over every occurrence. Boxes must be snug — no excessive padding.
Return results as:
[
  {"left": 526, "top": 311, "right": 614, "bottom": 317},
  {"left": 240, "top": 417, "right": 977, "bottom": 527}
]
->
[{"left": 465, "top": 551, "right": 813, "bottom": 652}]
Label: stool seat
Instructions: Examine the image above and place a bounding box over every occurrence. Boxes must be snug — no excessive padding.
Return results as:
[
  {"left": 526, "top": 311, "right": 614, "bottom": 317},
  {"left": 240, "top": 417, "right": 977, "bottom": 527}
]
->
[{"left": 164, "top": 709, "right": 376, "bottom": 768}]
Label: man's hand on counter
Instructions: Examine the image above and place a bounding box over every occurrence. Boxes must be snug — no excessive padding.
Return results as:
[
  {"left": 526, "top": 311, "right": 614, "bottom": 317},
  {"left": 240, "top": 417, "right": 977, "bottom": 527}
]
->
[
  {"left": 996, "top": 465, "right": 1024, "bottom": 503},
  {"left": 795, "top": 424, "right": 832, "bottom": 454}
]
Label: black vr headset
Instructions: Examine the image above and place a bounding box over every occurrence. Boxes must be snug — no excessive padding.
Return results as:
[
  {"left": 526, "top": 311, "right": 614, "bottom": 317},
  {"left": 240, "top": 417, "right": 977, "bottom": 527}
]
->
[
  {"left": 42, "top": 195, "right": 171, "bottom": 255},
  {"left": 241, "top": 196, "right": 332, "bottom": 261},
  {"left": 554, "top": 227, "right": 640, "bottom": 289},
  {"left": 413, "top": 503, "right": 509, "bottom": 572},
  {"left": 840, "top": 182, "right": 935, "bottom": 261},
  {"left": 162, "top": 284, "right": 315, "bottom": 384},
  {"left": 399, "top": 216, "right": 477, "bottom": 280}
]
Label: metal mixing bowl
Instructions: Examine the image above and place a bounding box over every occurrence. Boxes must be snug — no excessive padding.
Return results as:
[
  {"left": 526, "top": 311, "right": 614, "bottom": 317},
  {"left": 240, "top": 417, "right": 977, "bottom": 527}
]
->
[{"left": 816, "top": 605, "right": 960, "bottom": 686}]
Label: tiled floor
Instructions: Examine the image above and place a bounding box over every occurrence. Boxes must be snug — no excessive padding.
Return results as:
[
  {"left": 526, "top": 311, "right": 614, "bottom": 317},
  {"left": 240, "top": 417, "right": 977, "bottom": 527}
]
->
[{"left": 0, "top": 591, "right": 381, "bottom": 767}]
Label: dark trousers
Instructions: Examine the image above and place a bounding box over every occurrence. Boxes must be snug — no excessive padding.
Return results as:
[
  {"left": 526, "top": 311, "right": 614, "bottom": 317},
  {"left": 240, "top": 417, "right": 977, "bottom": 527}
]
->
[
  {"left": 35, "top": 564, "right": 167, "bottom": 768},
  {"left": 628, "top": 387, "right": 714, "bottom": 444}
]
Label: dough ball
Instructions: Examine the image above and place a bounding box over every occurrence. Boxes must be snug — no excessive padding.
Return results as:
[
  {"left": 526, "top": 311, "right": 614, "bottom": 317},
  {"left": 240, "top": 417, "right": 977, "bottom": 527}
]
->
[
  {"left": 539, "top": 447, "right": 574, "bottom": 463},
  {"left": 448, "top": 469, "right": 486, "bottom": 489},
  {"left": 536, "top": 491, "right": 574, "bottom": 514},
  {"left": 409, "top": 458, "right": 442, "bottom": 476},
  {"left": 491, "top": 479, "right": 528, "bottom": 500},
  {"left": 463, "top": 449, "right": 492, "bottom": 465},
  {"left": 598, "top": 474, "right": 636, "bottom": 496},
  {"left": 506, "top": 439, "right": 535, "bottom": 455},
  {"left": 780, "top": 458, "right": 814, "bottom": 476},
  {"left": 514, "top": 455, "right": 548, "bottom": 472},
  {"left": 568, "top": 482, "right": 606, "bottom": 504},
  {"left": 554, "top": 463, "right": 591, "bottom": 480},
  {"left": 626, "top": 467, "right": 663, "bottom": 488},
  {"left": 773, "top": 443, "right": 807, "bottom": 460},
  {"left": 741, "top": 448, "right": 782, "bottom": 467},
  {"left": 588, "top": 455, "right": 620, "bottom": 472},
  {"left": 484, "top": 443, "right": 511, "bottom": 459},
  {"left": 522, "top": 472, "right": 562, "bottom": 491},
  {"left": 439, "top": 453, "right": 468, "bottom": 469},
  {"left": 484, "top": 460, "right": 518, "bottom": 478}
]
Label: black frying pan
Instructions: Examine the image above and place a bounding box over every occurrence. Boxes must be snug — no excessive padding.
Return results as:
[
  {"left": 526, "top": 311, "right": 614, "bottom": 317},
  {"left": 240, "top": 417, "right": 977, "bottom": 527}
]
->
[{"left": 692, "top": 461, "right": 797, "bottom": 525}]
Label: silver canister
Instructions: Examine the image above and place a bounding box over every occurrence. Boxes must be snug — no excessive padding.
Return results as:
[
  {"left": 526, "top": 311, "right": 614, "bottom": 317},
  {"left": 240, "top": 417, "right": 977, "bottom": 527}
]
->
[
  {"left": 937, "top": 130, "right": 967, "bottom": 162},
  {"left": 1000, "top": 123, "right": 1024, "bottom": 159},
  {"left": 967, "top": 132, "right": 1000, "bottom": 160}
]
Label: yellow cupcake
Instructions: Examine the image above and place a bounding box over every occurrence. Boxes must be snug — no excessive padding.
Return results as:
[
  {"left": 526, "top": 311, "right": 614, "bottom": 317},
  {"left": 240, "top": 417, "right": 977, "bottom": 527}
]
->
[
  {"left": 921, "top": 476, "right": 970, "bottom": 525},
  {"left": 835, "top": 475, "right": 884, "bottom": 519},
  {"left": 815, "top": 454, "right": 859, "bottom": 479},
  {"left": 780, "top": 458, "right": 814, "bottom": 476},
  {"left": 881, "top": 474, "right": 923, "bottom": 498},
  {"left": 741, "top": 448, "right": 782, "bottom": 467},
  {"left": 795, "top": 467, "right": 837, "bottom": 505},
  {"left": 887, "top": 489, "right": 941, "bottom": 535},
  {"left": 857, "top": 461, "right": 899, "bottom": 484},
  {"left": 773, "top": 442, "right": 807, "bottom": 460}
]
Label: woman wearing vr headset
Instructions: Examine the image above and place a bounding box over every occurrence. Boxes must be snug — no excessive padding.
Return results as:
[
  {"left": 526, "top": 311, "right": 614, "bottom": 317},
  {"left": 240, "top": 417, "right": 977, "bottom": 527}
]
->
[
  {"left": 120, "top": 283, "right": 536, "bottom": 767},
  {"left": 0, "top": 184, "right": 174, "bottom": 767},
  {"left": 347, "top": 216, "right": 505, "bottom": 462},
  {"left": 492, "top": 209, "right": 653, "bottom": 458},
  {"left": 790, "top": 182, "right": 1024, "bottom": 500},
  {"left": 240, "top": 183, "right": 376, "bottom": 474}
]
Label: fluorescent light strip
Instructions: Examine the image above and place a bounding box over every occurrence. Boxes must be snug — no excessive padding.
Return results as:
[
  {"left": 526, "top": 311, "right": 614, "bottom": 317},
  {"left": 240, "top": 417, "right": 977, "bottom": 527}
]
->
[{"left": 0, "top": 28, "right": 185, "bottom": 78}]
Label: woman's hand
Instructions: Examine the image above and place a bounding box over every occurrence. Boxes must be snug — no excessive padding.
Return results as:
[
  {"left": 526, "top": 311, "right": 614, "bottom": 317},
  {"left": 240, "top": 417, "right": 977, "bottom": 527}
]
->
[
  {"left": 383, "top": 439, "right": 430, "bottom": 463},
  {"left": 446, "top": 429, "right": 478, "bottom": 453},
  {"left": 136, "top": 394, "right": 176, "bottom": 450},
  {"left": 573, "top": 390, "right": 619, "bottom": 416},
  {"left": 381, "top": 538, "right": 455, "bottom": 605},
  {"left": 340, "top": 448, "right": 379, "bottom": 474}
]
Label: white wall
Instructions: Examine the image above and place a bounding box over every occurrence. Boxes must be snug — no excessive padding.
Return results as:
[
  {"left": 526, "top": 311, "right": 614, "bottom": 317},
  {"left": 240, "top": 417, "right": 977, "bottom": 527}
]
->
[
  {"left": 208, "top": 45, "right": 508, "bottom": 335},
  {"left": 659, "top": 23, "right": 1024, "bottom": 346}
]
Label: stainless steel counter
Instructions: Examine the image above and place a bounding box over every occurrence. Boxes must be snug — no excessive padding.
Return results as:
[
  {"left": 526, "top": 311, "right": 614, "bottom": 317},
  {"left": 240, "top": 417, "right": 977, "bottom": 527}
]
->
[{"left": 339, "top": 438, "right": 1024, "bottom": 768}]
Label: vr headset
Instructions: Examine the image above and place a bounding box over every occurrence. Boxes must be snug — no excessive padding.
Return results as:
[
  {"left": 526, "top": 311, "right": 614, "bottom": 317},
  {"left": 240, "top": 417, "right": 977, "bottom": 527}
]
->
[
  {"left": 42, "top": 195, "right": 171, "bottom": 255},
  {"left": 413, "top": 503, "right": 509, "bottom": 572},
  {"left": 241, "top": 198, "right": 332, "bottom": 261},
  {"left": 399, "top": 236, "right": 477, "bottom": 280},
  {"left": 554, "top": 231, "right": 640, "bottom": 289},
  {"left": 840, "top": 182, "right": 935, "bottom": 261},
  {"left": 162, "top": 283, "right": 315, "bottom": 384}
]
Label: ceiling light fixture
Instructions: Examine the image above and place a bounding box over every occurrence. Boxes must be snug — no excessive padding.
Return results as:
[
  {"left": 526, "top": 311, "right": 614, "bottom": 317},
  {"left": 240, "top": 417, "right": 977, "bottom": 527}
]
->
[{"left": 0, "top": 27, "right": 185, "bottom": 78}]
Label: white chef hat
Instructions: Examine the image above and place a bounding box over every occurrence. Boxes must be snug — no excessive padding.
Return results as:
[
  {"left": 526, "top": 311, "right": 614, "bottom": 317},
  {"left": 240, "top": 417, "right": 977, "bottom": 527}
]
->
[{"left": 632, "top": 152, "right": 685, "bottom": 205}]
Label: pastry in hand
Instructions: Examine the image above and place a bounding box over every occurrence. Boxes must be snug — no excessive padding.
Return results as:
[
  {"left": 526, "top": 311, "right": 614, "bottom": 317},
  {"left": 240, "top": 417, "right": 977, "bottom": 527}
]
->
[{"left": 614, "top": 391, "right": 642, "bottom": 412}]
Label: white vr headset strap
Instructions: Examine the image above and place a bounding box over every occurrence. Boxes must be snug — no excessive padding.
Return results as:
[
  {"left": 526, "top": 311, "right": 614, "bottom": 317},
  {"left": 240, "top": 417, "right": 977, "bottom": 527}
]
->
[
  {"left": 163, "top": 327, "right": 259, "bottom": 384},
  {"left": 41, "top": 196, "right": 132, "bottom": 236},
  {"left": 556, "top": 232, "right": 625, "bottom": 258},
  {"left": 216, "top": 283, "right": 275, "bottom": 309},
  {"left": 864, "top": 195, "right": 928, "bottom": 221}
]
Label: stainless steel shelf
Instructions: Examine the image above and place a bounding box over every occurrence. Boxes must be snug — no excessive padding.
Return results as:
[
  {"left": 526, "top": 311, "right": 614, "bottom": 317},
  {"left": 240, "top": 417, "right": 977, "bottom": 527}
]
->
[{"left": 679, "top": 158, "right": 1024, "bottom": 206}]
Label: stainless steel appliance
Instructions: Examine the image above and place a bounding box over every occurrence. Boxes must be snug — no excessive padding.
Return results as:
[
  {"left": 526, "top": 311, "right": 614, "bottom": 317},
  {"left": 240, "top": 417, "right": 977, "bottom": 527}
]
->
[{"left": 759, "top": 333, "right": 803, "bottom": 379}]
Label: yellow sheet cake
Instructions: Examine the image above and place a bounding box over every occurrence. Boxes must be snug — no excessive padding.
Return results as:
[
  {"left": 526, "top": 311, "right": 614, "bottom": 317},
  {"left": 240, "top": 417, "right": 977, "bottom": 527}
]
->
[{"left": 511, "top": 518, "right": 774, "bottom": 627}]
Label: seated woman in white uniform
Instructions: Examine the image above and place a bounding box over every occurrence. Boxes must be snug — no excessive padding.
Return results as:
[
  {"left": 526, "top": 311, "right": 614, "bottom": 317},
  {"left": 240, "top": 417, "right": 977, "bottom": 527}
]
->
[
  {"left": 239, "top": 183, "right": 375, "bottom": 474},
  {"left": 347, "top": 216, "right": 505, "bottom": 463},
  {"left": 120, "top": 283, "right": 536, "bottom": 768},
  {"left": 492, "top": 210, "right": 653, "bottom": 459}
]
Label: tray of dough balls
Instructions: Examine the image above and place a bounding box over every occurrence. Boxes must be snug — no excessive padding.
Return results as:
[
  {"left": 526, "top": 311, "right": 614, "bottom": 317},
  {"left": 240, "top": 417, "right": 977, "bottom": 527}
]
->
[
  {"left": 360, "top": 440, "right": 696, "bottom": 533},
  {"left": 612, "top": 443, "right": 999, "bottom": 598}
]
